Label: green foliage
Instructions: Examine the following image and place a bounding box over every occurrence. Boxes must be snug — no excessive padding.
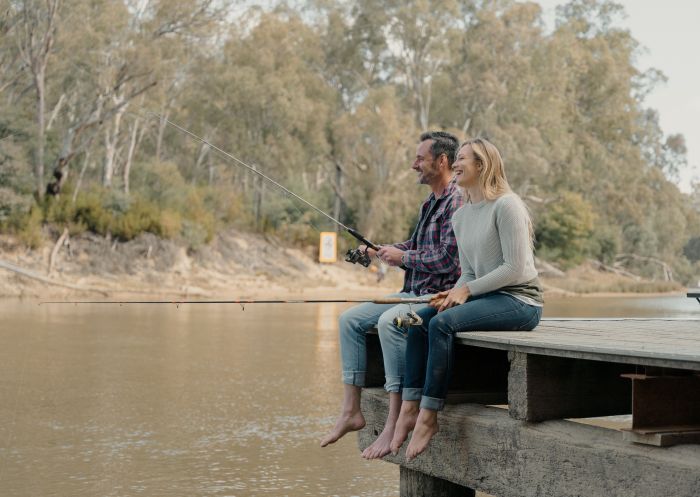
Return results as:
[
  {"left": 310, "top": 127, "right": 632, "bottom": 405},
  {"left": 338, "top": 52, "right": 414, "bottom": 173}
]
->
[
  {"left": 589, "top": 224, "right": 622, "bottom": 265},
  {"left": 1, "top": 0, "right": 699, "bottom": 284},
  {"left": 684, "top": 237, "right": 700, "bottom": 264},
  {"left": 43, "top": 189, "right": 182, "bottom": 241},
  {"left": 535, "top": 192, "right": 596, "bottom": 265},
  {"left": 0, "top": 187, "right": 33, "bottom": 227}
]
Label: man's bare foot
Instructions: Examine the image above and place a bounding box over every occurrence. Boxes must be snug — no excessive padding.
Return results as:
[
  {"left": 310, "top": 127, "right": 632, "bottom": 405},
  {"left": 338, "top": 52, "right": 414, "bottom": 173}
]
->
[
  {"left": 405, "top": 409, "right": 438, "bottom": 461},
  {"left": 390, "top": 401, "right": 419, "bottom": 455},
  {"left": 320, "top": 411, "right": 366, "bottom": 447},
  {"left": 362, "top": 422, "right": 396, "bottom": 459}
]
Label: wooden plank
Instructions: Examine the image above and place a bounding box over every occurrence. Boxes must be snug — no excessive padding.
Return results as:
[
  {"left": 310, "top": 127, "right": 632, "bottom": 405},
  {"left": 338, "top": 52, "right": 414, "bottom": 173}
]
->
[
  {"left": 358, "top": 389, "right": 700, "bottom": 497},
  {"left": 455, "top": 319, "right": 700, "bottom": 371},
  {"left": 687, "top": 288, "right": 700, "bottom": 299},
  {"left": 623, "top": 429, "right": 700, "bottom": 447}
]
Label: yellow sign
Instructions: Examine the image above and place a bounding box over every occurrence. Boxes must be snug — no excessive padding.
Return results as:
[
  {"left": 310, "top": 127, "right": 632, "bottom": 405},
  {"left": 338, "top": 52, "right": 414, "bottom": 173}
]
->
[{"left": 319, "top": 232, "right": 337, "bottom": 263}]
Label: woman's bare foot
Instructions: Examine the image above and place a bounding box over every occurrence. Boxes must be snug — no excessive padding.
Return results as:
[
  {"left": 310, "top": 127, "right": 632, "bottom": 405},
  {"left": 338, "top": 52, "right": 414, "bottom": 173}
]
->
[
  {"left": 361, "top": 421, "right": 395, "bottom": 459},
  {"left": 320, "top": 410, "right": 366, "bottom": 447},
  {"left": 405, "top": 409, "right": 438, "bottom": 461},
  {"left": 390, "top": 400, "right": 419, "bottom": 455}
]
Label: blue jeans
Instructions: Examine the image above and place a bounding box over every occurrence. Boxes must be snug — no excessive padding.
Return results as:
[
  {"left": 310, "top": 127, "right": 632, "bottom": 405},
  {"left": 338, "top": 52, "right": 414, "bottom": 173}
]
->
[
  {"left": 402, "top": 292, "right": 542, "bottom": 410},
  {"left": 339, "top": 292, "right": 432, "bottom": 393}
]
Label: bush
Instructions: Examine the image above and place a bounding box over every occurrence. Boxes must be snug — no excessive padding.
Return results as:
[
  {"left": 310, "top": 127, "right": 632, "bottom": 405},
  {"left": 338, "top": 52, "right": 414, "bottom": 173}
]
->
[
  {"left": 535, "top": 191, "right": 596, "bottom": 265},
  {"left": 0, "top": 187, "right": 33, "bottom": 228},
  {"left": 43, "top": 189, "right": 180, "bottom": 241},
  {"left": 181, "top": 219, "right": 209, "bottom": 251},
  {"left": 16, "top": 205, "right": 43, "bottom": 249},
  {"left": 684, "top": 237, "right": 700, "bottom": 263}
]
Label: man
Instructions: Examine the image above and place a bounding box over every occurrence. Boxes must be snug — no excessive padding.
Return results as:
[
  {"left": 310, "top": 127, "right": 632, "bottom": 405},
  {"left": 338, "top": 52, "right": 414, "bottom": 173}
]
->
[{"left": 320, "top": 131, "right": 464, "bottom": 459}]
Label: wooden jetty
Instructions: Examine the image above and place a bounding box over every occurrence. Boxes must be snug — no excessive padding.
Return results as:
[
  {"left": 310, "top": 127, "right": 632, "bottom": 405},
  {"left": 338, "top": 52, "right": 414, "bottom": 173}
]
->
[{"left": 360, "top": 318, "right": 700, "bottom": 497}]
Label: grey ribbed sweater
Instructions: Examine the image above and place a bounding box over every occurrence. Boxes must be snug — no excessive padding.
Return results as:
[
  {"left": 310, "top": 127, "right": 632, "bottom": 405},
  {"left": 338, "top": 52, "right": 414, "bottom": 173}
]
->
[{"left": 452, "top": 193, "right": 542, "bottom": 306}]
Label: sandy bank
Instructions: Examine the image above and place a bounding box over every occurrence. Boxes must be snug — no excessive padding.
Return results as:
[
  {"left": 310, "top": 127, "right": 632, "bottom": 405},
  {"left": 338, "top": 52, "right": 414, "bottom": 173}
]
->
[{"left": 0, "top": 230, "right": 684, "bottom": 301}]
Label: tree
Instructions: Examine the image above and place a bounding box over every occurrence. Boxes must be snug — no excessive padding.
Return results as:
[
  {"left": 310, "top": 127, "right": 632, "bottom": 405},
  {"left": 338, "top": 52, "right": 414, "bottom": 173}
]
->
[{"left": 15, "top": 0, "right": 60, "bottom": 199}]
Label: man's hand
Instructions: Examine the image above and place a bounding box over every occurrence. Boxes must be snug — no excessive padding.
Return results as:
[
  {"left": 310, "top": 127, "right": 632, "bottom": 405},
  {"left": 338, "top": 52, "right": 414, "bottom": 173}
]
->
[
  {"left": 358, "top": 244, "right": 378, "bottom": 259},
  {"left": 377, "top": 246, "right": 405, "bottom": 266},
  {"left": 431, "top": 286, "right": 470, "bottom": 312}
]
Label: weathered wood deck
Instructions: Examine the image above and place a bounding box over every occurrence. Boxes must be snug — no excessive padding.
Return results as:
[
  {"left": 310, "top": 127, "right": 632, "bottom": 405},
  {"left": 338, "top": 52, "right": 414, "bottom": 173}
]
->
[
  {"left": 459, "top": 318, "right": 700, "bottom": 370},
  {"left": 360, "top": 318, "right": 700, "bottom": 497}
]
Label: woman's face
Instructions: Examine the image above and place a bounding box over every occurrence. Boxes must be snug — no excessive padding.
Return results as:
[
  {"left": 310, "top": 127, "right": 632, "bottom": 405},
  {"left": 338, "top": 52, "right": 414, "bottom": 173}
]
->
[{"left": 453, "top": 144, "right": 480, "bottom": 189}]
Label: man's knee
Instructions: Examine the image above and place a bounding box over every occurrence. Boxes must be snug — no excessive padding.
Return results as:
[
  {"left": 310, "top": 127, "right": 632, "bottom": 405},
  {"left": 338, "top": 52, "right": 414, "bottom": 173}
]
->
[
  {"left": 377, "top": 311, "right": 405, "bottom": 340},
  {"left": 339, "top": 307, "right": 364, "bottom": 333}
]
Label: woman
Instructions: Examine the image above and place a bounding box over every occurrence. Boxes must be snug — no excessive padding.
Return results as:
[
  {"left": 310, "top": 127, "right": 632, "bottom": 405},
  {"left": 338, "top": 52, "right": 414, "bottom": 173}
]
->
[{"left": 389, "top": 138, "right": 543, "bottom": 461}]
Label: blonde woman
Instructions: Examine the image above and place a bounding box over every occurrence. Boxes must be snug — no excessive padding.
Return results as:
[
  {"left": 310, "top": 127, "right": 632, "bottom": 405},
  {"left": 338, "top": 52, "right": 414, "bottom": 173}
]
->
[{"left": 390, "top": 138, "right": 544, "bottom": 461}]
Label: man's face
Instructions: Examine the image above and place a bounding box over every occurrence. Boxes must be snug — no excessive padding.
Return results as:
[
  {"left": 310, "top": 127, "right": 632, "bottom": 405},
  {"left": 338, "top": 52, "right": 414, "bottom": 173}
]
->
[{"left": 413, "top": 140, "right": 441, "bottom": 185}]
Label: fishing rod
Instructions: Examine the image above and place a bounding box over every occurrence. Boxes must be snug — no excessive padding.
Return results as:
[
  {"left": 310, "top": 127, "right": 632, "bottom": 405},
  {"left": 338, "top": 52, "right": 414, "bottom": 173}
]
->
[
  {"left": 39, "top": 296, "right": 431, "bottom": 326},
  {"left": 141, "top": 111, "right": 380, "bottom": 267},
  {"left": 40, "top": 297, "right": 430, "bottom": 305}
]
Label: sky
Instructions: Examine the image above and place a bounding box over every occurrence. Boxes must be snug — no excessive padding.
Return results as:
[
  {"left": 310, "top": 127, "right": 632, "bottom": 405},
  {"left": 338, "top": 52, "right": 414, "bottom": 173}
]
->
[{"left": 537, "top": 0, "right": 700, "bottom": 193}]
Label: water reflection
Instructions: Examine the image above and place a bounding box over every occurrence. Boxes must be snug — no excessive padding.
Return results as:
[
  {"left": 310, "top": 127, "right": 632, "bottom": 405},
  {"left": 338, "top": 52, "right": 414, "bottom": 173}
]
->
[
  {"left": 0, "top": 295, "right": 696, "bottom": 496},
  {"left": 0, "top": 301, "right": 397, "bottom": 497}
]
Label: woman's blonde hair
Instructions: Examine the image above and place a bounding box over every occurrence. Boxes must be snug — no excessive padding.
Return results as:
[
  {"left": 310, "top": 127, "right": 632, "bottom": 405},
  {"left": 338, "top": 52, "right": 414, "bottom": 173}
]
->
[{"left": 462, "top": 138, "right": 535, "bottom": 246}]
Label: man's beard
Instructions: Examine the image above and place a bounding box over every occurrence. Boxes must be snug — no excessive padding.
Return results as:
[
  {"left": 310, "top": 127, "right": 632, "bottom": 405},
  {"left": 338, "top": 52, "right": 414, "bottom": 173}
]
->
[{"left": 418, "top": 159, "right": 440, "bottom": 184}]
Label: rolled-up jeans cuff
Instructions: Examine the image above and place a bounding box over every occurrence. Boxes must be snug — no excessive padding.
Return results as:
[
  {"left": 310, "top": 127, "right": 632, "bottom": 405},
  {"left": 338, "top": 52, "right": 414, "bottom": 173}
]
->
[
  {"left": 384, "top": 375, "right": 402, "bottom": 393},
  {"left": 420, "top": 395, "right": 444, "bottom": 411},
  {"left": 402, "top": 387, "right": 422, "bottom": 401},
  {"left": 342, "top": 371, "right": 366, "bottom": 387}
]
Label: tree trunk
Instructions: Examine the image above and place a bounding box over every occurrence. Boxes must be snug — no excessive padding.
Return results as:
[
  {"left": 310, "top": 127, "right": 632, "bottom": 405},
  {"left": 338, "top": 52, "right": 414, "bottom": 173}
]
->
[
  {"left": 333, "top": 162, "right": 343, "bottom": 233},
  {"left": 193, "top": 140, "right": 209, "bottom": 183},
  {"left": 35, "top": 67, "right": 46, "bottom": 199},
  {"left": 103, "top": 96, "right": 125, "bottom": 187},
  {"left": 72, "top": 151, "right": 91, "bottom": 204},
  {"left": 155, "top": 110, "right": 168, "bottom": 162},
  {"left": 123, "top": 118, "right": 140, "bottom": 195}
]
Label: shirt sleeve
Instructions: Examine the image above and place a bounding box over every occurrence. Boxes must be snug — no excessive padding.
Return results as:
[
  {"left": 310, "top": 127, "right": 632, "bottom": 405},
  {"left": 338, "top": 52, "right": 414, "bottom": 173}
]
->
[
  {"left": 401, "top": 194, "right": 461, "bottom": 275},
  {"left": 466, "top": 196, "right": 532, "bottom": 296},
  {"left": 392, "top": 238, "right": 413, "bottom": 251}
]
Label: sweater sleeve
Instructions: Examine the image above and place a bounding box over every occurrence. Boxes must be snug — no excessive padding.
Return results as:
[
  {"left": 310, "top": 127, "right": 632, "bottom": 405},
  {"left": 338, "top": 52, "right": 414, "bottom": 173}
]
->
[
  {"left": 466, "top": 196, "right": 531, "bottom": 296},
  {"left": 454, "top": 260, "right": 475, "bottom": 288}
]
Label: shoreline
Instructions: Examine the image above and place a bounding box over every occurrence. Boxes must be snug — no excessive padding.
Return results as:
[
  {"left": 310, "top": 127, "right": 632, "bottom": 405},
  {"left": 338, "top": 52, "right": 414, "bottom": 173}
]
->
[{"left": 0, "top": 230, "right": 687, "bottom": 301}]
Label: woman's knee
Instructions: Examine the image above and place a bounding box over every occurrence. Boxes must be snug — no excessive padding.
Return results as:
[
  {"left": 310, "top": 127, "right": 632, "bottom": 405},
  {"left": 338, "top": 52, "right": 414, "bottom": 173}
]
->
[{"left": 428, "top": 313, "right": 452, "bottom": 337}]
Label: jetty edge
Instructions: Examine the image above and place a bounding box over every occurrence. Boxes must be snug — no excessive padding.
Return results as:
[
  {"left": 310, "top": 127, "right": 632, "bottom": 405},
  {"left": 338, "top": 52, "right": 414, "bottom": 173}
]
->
[{"left": 360, "top": 317, "right": 700, "bottom": 497}]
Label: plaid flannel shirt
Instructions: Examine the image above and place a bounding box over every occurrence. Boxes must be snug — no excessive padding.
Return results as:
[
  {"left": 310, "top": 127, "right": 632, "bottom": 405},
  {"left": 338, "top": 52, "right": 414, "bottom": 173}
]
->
[{"left": 393, "top": 180, "right": 464, "bottom": 295}]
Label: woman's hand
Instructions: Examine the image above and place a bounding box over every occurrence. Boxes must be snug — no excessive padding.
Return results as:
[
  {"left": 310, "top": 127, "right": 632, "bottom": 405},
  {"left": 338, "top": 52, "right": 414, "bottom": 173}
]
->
[
  {"left": 429, "top": 291, "right": 449, "bottom": 309},
  {"left": 435, "top": 286, "right": 470, "bottom": 312}
]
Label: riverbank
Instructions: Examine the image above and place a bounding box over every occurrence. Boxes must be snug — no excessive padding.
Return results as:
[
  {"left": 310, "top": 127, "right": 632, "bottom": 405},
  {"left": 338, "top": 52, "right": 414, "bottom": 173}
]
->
[{"left": 0, "top": 230, "right": 685, "bottom": 300}]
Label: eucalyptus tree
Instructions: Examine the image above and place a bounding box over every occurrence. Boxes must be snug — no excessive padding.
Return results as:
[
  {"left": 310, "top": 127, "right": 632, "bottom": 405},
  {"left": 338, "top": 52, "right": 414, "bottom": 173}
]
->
[{"left": 13, "top": 0, "right": 60, "bottom": 199}]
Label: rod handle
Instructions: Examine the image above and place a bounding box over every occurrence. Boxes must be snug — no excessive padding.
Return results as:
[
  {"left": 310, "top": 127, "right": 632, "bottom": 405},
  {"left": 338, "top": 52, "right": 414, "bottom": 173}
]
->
[
  {"left": 371, "top": 297, "right": 431, "bottom": 305},
  {"left": 346, "top": 228, "right": 381, "bottom": 251}
]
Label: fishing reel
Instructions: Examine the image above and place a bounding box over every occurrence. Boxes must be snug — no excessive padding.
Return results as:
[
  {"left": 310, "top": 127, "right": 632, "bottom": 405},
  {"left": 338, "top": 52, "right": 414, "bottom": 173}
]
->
[
  {"left": 393, "top": 310, "right": 423, "bottom": 329},
  {"left": 345, "top": 247, "right": 372, "bottom": 267}
]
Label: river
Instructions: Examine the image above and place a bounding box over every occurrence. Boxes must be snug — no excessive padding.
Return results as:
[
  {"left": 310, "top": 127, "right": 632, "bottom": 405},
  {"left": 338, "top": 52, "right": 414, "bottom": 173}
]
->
[{"left": 0, "top": 295, "right": 697, "bottom": 496}]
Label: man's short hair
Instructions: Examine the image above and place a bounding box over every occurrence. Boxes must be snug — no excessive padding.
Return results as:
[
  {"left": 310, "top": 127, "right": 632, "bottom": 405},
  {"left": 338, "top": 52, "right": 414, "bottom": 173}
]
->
[{"left": 419, "top": 131, "right": 459, "bottom": 166}]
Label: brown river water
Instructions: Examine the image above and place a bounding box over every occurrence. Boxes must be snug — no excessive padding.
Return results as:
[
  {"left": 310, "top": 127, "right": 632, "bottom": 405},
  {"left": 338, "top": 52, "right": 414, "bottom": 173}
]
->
[{"left": 0, "top": 295, "right": 697, "bottom": 496}]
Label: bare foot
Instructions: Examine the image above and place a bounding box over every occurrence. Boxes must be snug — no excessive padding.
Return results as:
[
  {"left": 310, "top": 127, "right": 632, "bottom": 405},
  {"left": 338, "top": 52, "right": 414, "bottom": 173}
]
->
[
  {"left": 320, "top": 411, "right": 366, "bottom": 447},
  {"left": 362, "top": 421, "right": 396, "bottom": 459},
  {"left": 405, "top": 409, "right": 438, "bottom": 461},
  {"left": 390, "top": 401, "right": 419, "bottom": 455}
]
